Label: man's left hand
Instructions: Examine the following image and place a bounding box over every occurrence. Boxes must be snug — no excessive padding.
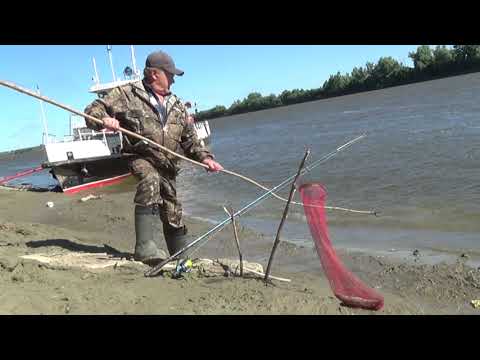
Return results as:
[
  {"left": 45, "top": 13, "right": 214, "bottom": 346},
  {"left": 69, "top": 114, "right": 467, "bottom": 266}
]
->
[{"left": 202, "top": 158, "right": 224, "bottom": 172}]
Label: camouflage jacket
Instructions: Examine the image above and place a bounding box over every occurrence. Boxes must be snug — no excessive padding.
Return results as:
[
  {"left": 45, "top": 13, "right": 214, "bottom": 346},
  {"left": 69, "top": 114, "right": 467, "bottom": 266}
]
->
[{"left": 84, "top": 80, "right": 213, "bottom": 176}]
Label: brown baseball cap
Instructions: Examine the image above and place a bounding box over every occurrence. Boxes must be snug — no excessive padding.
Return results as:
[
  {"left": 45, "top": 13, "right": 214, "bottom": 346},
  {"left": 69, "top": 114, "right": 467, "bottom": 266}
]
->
[{"left": 146, "top": 50, "right": 184, "bottom": 76}]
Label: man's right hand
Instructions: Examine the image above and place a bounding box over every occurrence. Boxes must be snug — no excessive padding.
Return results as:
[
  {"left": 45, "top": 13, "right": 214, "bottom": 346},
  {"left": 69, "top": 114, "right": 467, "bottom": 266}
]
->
[{"left": 102, "top": 117, "right": 120, "bottom": 131}]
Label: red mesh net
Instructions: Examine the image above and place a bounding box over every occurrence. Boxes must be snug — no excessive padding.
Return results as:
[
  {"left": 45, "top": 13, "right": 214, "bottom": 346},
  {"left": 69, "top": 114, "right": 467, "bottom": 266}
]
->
[{"left": 298, "top": 183, "right": 384, "bottom": 311}]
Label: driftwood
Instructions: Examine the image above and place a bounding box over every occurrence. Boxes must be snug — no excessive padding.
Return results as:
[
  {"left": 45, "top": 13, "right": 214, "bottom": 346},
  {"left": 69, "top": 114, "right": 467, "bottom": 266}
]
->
[{"left": 18, "top": 252, "right": 291, "bottom": 281}]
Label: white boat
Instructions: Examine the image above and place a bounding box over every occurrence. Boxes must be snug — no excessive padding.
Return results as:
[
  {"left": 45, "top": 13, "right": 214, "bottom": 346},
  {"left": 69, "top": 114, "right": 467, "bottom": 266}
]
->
[{"left": 42, "top": 45, "right": 212, "bottom": 194}]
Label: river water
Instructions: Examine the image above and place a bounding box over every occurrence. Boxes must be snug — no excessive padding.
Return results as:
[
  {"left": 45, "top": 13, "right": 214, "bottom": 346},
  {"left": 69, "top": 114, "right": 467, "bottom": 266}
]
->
[{"left": 2, "top": 73, "right": 480, "bottom": 256}]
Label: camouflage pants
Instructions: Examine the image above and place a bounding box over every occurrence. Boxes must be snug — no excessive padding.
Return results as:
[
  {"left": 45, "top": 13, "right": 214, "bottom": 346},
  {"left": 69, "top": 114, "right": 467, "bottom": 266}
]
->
[{"left": 129, "top": 158, "right": 183, "bottom": 228}]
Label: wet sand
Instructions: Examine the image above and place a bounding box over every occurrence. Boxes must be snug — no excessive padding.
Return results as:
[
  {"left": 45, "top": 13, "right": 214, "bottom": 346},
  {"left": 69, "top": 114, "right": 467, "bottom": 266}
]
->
[{"left": 1, "top": 186, "right": 479, "bottom": 315}]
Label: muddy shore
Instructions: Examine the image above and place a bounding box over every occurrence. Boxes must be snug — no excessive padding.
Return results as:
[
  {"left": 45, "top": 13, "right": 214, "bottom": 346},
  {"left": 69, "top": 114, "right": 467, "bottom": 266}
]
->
[{"left": 0, "top": 186, "right": 479, "bottom": 315}]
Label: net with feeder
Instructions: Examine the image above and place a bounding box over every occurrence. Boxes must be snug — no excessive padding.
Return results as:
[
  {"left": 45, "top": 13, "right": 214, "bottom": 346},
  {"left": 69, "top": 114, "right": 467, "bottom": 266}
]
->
[{"left": 298, "top": 183, "right": 384, "bottom": 311}]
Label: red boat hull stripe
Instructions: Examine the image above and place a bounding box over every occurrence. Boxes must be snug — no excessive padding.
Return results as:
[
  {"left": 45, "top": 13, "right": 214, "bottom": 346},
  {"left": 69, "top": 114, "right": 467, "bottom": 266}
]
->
[{"left": 63, "top": 173, "right": 132, "bottom": 195}]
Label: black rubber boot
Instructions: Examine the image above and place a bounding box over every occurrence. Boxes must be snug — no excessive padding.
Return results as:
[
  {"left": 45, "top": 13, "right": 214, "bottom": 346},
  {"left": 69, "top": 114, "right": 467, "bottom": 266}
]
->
[
  {"left": 163, "top": 224, "right": 189, "bottom": 256},
  {"left": 134, "top": 205, "right": 168, "bottom": 265}
]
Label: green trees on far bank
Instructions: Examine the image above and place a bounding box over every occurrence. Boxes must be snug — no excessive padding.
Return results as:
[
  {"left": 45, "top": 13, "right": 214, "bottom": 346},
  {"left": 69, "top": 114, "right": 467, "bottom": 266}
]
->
[{"left": 195, "top": 45, "right": 480, "bottom": 121}]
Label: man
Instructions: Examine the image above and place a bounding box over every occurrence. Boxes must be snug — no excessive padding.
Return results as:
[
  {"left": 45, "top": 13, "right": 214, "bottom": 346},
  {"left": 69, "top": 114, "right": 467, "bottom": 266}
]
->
[
  {"left": 183, "top": 101, "right": 195, "bottom": 124},
  {"left": 84, "top": 50, "right": 224, "bottom": 266}
]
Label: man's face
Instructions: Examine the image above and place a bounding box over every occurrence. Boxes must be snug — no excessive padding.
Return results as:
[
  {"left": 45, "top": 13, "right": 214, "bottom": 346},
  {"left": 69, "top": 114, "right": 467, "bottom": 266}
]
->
[{"left": 156, "top": 69, "right": 175, "bottom": 90}]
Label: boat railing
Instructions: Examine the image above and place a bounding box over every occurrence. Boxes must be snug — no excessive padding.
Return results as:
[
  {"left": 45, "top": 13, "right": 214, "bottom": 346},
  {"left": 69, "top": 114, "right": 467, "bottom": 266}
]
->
[
  {"left": 42, "top": 133, "right": 57, "bottom": 145},
  {"left": 89, "top": 78, "right": 141, "bottom": 94},
  {"left": 73, "top": 127, "right": 121, "bottom": 146},
  {"left": 194, "top": 120, "right": 211, "bottom": 139}
]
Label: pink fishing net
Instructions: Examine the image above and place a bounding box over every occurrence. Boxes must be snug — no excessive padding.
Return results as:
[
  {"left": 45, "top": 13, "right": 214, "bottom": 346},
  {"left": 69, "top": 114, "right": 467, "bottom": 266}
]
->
[{"left": 298, "top": 183, "right": 384, "bottom": 311}]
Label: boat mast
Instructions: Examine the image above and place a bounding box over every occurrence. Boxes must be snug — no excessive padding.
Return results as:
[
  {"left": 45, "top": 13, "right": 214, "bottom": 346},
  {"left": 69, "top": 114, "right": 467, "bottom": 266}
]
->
[
  {"left": 36, "top": 85, "right": 49, "bottom": 144},
  {"left": 130, "top": 45, "right": 140, "bottom": 77},
  {"left": 92, "top": 57, "right": 100, "bottom": 84},
  {"left": 107, "top": 45, "right": 117, "bottom": 82}
]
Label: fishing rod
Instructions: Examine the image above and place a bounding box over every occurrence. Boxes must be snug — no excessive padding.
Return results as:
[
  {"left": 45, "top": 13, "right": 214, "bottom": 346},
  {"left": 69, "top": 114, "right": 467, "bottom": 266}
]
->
[
  {"left": 0, "top": 166, "right": 44, "bottom": 185},
  {"left": 145, "top": 134, "right": 366, "bottom": 277},
  {"left": 0, "top": 80, "right": 373, "bottom": 215}
]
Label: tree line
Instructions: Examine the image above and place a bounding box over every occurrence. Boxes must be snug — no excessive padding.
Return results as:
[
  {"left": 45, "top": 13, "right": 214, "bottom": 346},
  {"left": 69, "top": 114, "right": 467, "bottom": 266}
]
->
[{"left": 194, "top": 45, "right": 480, "bottom": 121}]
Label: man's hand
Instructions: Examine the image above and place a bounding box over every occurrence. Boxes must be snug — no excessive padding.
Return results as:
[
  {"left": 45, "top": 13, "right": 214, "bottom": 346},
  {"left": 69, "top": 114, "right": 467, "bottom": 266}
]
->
[
  {"left": 102, "top": 117, "right": 120, "bottom": 131},
  {"left": 202, "top": 158, "right": 224, "bottom": 173}
]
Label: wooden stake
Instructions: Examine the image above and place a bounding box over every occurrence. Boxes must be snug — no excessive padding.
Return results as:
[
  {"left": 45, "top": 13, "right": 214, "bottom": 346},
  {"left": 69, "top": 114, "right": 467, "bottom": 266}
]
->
[
  {"left": 223, "top": 206, "right": 243, "bottom": 277},
  {"left": 264, "top": 149, "right": 310, "bottom": 283}
]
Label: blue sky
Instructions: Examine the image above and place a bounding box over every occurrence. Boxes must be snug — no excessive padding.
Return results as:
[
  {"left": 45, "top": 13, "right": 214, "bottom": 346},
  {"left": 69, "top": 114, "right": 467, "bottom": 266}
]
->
[{"left": 0, "top": 45, "right": 419, "bottom": 152}]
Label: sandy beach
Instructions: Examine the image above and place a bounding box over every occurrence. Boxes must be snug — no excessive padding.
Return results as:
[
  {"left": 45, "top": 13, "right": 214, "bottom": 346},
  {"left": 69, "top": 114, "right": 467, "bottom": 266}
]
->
[{"left": 1, "top": 185, "right": 479, "bottom": 315}]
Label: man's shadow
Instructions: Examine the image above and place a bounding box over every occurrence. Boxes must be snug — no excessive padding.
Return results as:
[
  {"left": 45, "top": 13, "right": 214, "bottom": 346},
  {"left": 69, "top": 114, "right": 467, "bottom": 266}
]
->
[{"left": 25, "top": 239, "right": 132, "bottom": 259}]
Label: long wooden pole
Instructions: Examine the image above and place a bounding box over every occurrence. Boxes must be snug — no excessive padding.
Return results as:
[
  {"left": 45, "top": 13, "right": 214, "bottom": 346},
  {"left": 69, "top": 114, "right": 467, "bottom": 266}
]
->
[
  {"left": 264, "top": 149, "right": 310, "bottom": 283},
  {"left": 0, "top": 80, "right": 375, "bottom": 215}
]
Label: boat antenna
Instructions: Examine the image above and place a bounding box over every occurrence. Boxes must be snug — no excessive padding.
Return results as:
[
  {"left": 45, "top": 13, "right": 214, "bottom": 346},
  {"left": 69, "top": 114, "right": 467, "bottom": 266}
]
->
[{"left": 107, "top": 45, "right": 117, "bottom": 82}]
